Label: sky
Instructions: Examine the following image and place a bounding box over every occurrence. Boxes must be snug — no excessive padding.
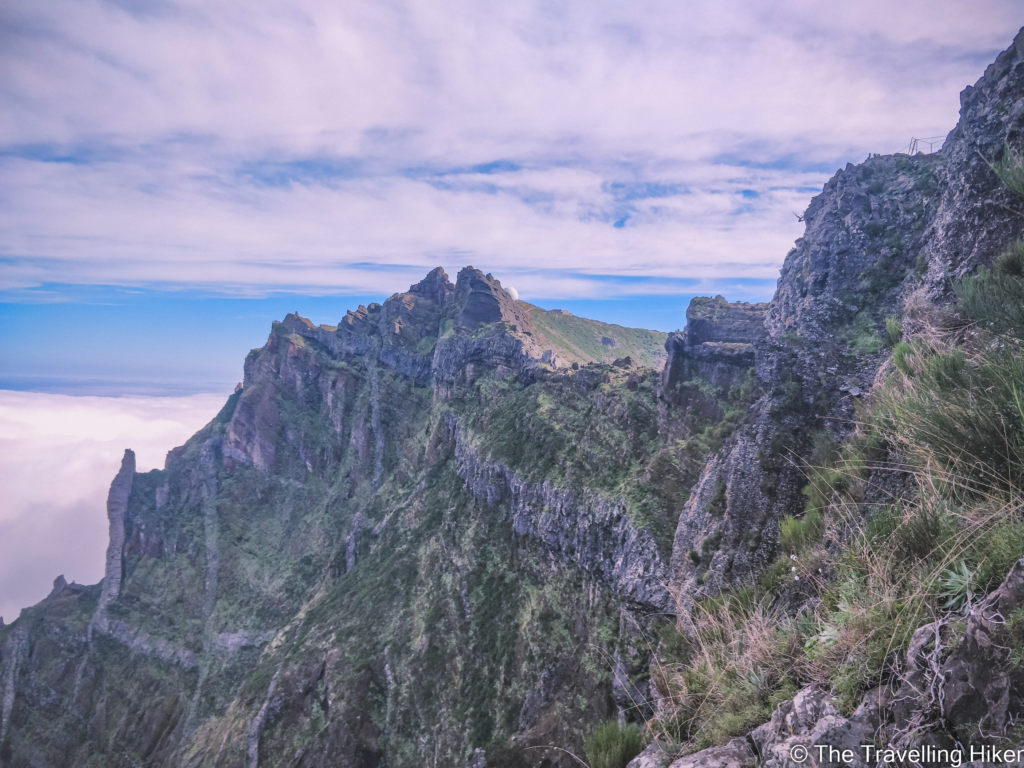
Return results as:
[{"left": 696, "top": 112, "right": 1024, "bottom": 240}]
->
[
  {"left": 1, "top": 0, "right": 1021, "bottom": 616},
  {"left": 0, "top": 390, "right": 225, "bottom": 622}
]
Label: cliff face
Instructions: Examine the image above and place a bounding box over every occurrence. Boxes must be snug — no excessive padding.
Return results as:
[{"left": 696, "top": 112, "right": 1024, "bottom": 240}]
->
[
  {"left": 4, "top": 29, "right": 1024, "bottom": 768},
  {"left": 669, "top": 29, "right": 1024, "bottom": 604},
  {"left": 659, "top": 297, "right": 766, "bottom": 425},
  {"left": 0, "top": 266, "right": 682, "bottom": 768}
]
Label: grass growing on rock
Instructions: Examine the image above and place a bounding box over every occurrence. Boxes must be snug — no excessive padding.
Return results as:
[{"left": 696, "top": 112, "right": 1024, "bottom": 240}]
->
[
  {"left": 455, "top": 366, "right": 688, "bottom": 552},
  {"left": 651, "top": 588, "right": 803, "bottom": 750},
  {"left": 585, "top": 721, "right": 646, "bottom": 768},
  {"left": 650, "top": 249, "right": 1024, "bottom": 747}
]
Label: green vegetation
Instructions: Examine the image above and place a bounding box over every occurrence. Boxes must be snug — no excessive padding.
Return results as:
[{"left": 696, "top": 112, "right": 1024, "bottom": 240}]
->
[
  {"left": 939, "top": 561, "right": 978, "bottom": 615},
  {"left": 651, "top": 247, "right": 1024, "bottom": 744},
  {"left": 956, "top": 241, "right": 1024, "bottom": 341},
  {"left": 525, "top": 303, "right": 668, "bottom": 368},
  {"left": 885, "top": 316, "right": 903, "bottom": 345},
  {"left": 840, "top": 312, "right": 884, "bottom": 356},
  {"left": 652, "top": 590, "right": 802, "bottom": 749},
  {"left": 779, "top": 508, "right": 824, "bottom": 556},
  {"left": 456, "top": 367, "right": 686, "bottom": 551},
  {"left": 584, "top": 721, "right": 645, "bottom": 768},
  {"left": 986, "top": 142, "right": 1024, "bottom": 198}
]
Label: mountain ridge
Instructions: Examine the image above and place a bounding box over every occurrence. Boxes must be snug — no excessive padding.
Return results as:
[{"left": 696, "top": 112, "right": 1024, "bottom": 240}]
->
[{"left": 3, "top": 27, "right": 1024, "bottom": 768}]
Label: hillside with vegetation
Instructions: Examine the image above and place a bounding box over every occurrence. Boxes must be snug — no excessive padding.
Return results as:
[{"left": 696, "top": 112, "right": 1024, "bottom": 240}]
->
[
  {"left": 523, "top": 304, "right": 668, "bottom": 369},
  {"left": 2, "top": 26, "right": 1024, "bottom": 768}
]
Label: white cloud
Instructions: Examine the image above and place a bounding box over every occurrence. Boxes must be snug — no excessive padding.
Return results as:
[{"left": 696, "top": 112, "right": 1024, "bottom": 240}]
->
[
  {"left": 0, "top": 0, "right": 1019, "bottom": 297},
  {"left": 0, "top": 390, "right": 226, "bottom": 623}
]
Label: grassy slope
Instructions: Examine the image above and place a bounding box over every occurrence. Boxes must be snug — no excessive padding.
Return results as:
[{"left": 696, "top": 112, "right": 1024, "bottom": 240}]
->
[
  {"left": 646, "top": 242, "right": 1024, "bottom": 751},
  {"left": 523, "top": 303, "right": 668, "bottom": 369}
]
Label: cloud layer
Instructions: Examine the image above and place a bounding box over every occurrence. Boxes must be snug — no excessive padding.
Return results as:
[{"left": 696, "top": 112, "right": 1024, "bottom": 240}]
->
[
  {"left": 2, "top": 0, "right": 1019, "bottom": 297},
  {"left": 0, "top": 391, "right": 226, "bottom": 622}
]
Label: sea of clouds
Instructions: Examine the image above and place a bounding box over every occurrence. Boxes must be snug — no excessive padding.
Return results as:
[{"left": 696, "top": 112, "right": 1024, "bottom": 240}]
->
[{"left": 0, "top": 391, "right": 226, "bottom": 622}]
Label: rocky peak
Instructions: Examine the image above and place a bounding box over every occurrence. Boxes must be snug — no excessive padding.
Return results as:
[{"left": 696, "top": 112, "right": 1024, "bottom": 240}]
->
[
  {"left": 378, "top": 272, "right": 451, "bottom": 348},
  {"left": 683, "top": 296, "right": 768, "bottom": 346},
  {"left": 407, "top": 266, "right": 456, "bottom": 306},
  {"left": 280, "top": 312, "right": 317, "bottom": 334},
  {"left": 451, "top": 267, "right": 533, "bottom": 333},
  {"left": 660, "top": 296, "right": 767, "bottom": 400}
]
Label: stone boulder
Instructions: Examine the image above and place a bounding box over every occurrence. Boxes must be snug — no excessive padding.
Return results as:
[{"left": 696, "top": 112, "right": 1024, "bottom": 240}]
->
[{"left": 941, "top": 555, "right": 1024, "bottom": 736}]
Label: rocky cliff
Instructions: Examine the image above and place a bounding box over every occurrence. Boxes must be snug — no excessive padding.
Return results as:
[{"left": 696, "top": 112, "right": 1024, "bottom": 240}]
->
[
  {"left": 0, "top": 266, "right": 681, "bottom": 768},
  {"left": 628, "top": 26, "right": 1024, "bottom": 768},
  {"left": 668, "top": 28, "right": 1024, "bottom": 603},
  {"left": 4, "top": 27, "right": 1024, "bottom": 768}
]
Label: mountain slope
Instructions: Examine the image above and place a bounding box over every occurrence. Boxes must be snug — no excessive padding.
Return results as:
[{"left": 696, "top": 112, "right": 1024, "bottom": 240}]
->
[
  {"left": 0, "top": 267, "right": 695, "bottom": 768},
  {"left": 523, "top": 304, "right": 668, "bottom": 369},
  {"left": 4, "top": 27, "right": 1024, "bottom": 768}
]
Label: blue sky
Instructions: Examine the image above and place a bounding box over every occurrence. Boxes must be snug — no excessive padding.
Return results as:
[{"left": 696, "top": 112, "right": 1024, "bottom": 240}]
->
[
  {"left": 0, "top": 277, "right": 779, "bottom": 394},
  {"left": 1, "top": 1, "right": 1020, "bottom": 394}
]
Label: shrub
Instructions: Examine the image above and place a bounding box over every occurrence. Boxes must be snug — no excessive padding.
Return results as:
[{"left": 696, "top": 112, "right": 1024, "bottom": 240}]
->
[
  {"left": 658, "top": 622, "right": 689, "bottom": 662},
  {"left": 865, "top": 502, "right": 954, "bottom": 564},
  {"left": 923, "top": 350, "right": 968, "bottom": 389},
  {"left": 886, "top": 316, "right": 904, "bottom": 345},
  {"left": 939, "top": 561, "right": 978, "bottom": 615},
  {"left": 875, "top": 337, "right": 1024, "bottom": 495},
  {"left": 957, "top": 265, "right": 1024, "bottom": 341},
  {"left": 780, "top": 508, "right": 824, "bottom": 556},
  {"left": 850, "top": 334, "right": 883, "bottom": 356},
  {"left": 842, "top": 313, "right": 884, "bottom": 356},
  {"left": 799, "top": 430, "right": 870, "bottom": 529},
  {"left": 892, "top": 340, "right": 915, "bottom": 374},
  {"left": 995, "top": 241, "right": 1024, "bottom": 277},
  {"left": 658, "top": 592, "right": 803, "bottom": 748},
  {"left": 986, "top": 142, "right": 1024, "bottom": 198},
  {"left": 806, "top": 546, "right": 935, "bottom": 713},
  {"left": 584, "top": 721, "right": 645, "bottom": 768}
]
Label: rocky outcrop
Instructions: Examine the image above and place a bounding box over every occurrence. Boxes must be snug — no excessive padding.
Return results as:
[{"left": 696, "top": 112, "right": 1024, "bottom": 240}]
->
[
  {"left": 629, "top": 687, "right": 886, "bottom": 768},
  {"left": 451, "top": 416, "right": 670, "bottom": 609},
  {"left": 89, "top": 449, "right": 136, "bottom": 641},
  {"left": 765, "top": 151, "right": 938, "bottom": 341},
  {"left": 450, "top": 267, "right": 531, "bottom": 333},
  {"left": 749, "top": 687, "right": 881, "bottom": 768},
  {"left": 940, "top": 556, "right": 1024, "bottom": 736},
  {"left": 669, "top": 29, "right": 1024, "bottom": 600},
  {"left": 672, "top": 739, "right": 757, "bottom": 768},
  {"left": 685, "top": 296, "right": 768, "bottom": 346},
  {"left": 659, "top": 298, "right": 766, "bottom": 437},
  {"left": 101, "top": 449, "right": 135, "bottom": 603},
  {"left": 247, "top": 666, "right": 282, "bottom": 768},
  {"left": 431, "top": 323, "right": 538, "bottom": 397},
  {"left": 921, "top": 29, "right": 1024, "bottom": 290},
  {"left": 668, "top": 432, "right": 777, "bottom": 600},
  {"left": 0, "top": 625, "right": 25, "bottom": 750},
  {"left": 661, "top": 297, "right": 766, "bottom": 395}
]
